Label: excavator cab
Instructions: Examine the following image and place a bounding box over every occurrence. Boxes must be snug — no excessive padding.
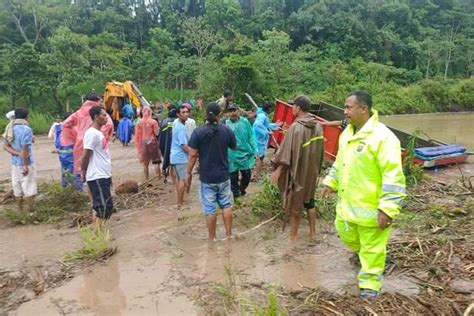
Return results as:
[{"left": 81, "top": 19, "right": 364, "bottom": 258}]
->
[{"left": 103, "top": 80, "right": 150, "bottom": 122}]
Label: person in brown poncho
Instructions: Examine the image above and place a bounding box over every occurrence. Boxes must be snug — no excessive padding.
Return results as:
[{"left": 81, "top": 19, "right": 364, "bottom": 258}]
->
[{"left": 271, "top": 95, "right": 324, "bottom": 241}]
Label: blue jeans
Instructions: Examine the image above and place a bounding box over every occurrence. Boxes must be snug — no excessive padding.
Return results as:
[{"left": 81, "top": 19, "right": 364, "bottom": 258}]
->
[
  {"left": 200, "top": 180, "right": 233, "bottom": 215},
  {"left": 59, "top": 152, "right": 82, "bottom": 192}
]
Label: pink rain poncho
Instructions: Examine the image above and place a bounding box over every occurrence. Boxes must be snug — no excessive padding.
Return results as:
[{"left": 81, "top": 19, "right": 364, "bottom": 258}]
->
[
  {"left": 135, "top": 107, "right": 161, "bottom": 164},
  {"left": 61, "top": 100, "right": 114, "bottom": 174}
]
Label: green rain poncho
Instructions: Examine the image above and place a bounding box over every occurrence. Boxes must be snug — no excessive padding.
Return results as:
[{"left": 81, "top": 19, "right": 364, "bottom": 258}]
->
[{"left": 226, "top": 117, "right": 257, "bottom": 173}]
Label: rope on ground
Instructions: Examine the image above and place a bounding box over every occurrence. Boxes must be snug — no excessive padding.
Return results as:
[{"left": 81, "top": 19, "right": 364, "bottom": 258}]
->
[
  {"left": 464, "top": 303, "right": 474, "bottom": 316},
  {"left": 217, "top": 215, "right": 278, "bottom": 241}
]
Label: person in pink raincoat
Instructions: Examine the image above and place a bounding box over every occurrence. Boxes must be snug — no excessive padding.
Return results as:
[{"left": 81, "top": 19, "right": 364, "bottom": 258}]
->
[
  {"left": 61, "top": 92, "right": 114, "bottom": 185},
  {"left": 135, "top": 107, "right": 161, "bottom": 180}
]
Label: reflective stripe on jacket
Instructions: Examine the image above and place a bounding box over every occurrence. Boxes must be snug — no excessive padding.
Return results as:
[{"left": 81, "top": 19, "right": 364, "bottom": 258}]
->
[{"left": 323, "top": 110, "right": 406, "bottom": 227}]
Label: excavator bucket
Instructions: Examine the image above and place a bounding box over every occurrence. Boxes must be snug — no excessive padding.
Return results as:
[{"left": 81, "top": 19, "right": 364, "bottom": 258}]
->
[{"left": 103, "top": 80, "right": 151, "bottom": 121}]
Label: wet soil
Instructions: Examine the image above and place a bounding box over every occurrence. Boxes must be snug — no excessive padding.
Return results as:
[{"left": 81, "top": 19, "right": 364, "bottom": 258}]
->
[{"left": 1, "top": 137, "right": 473, "bottom": 315}]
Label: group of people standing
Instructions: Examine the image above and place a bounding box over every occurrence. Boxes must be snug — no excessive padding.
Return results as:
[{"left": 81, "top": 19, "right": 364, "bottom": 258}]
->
[{"left": 3, "top": 89, "right": 406, "bottom": 299}]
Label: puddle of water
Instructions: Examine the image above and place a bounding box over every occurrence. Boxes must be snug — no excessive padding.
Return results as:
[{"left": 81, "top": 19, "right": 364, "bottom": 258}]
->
[
  {"left": 171, "top": 224, "right": 356, "bottom": 293},
  {"left": 0, "top": 224, "right": 82, "bottom": 270},
  {"left": 16, "top": 241, "right": 201, "bottom": 315},
  {"left": 5, "top": 139, "right": 423, "bottom": 314}
]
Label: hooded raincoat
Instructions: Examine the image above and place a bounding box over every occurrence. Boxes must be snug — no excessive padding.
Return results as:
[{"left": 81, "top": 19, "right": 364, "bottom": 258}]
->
[
  {"left": 273, "top": 115, "right": 324, "bottom": 212},
  {"left": 135, "top": 107, "right": 160, "bottom": 163},
  {"left": 61, "top": 100, "right": 114, "bottom": 175},
  {"left": 322, "top": 110, "right": 406, "bottom": 227},
  {"left": 117, "top": 117, "right": 133, "bottom": 145},
  {"left": 322, "top": 110, "right": 406, "bottom": 292},
  {"left": 159, "top": 110, "right": 177, "bottom": 173},
  {"left": 226, "top": 117, "right": 257, "bottom": 173},
  {"left": 253, "top": 108, "right": 279, "bottom": 158}
]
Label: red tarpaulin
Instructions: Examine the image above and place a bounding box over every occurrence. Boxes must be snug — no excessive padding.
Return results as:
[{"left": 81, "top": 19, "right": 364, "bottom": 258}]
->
[{"left": 270, "top": 99, "right": 343, "bottom": 161}]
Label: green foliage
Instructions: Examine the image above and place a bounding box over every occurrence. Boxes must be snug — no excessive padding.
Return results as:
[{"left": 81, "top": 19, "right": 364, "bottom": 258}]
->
[
  {"left": 28, "top": 112, "right": 54, "bottom": 134},
  {"left": 315, "top": 195, "right": 337, "bottom": 222},
  {"left": 397, "top": 201, "right": 472, "bottom": 233},
  {"left": 420, "top": 79, "right": 451, "bottom": 111},
  {"left": 451, "top": 78, "right": 474, "bottom": 111},
  {"left": 215, "top": 265, "right": 237, "bottom": 309},
  {"left": 249, "top": 177, "right": 283, "bottom": 220},
  {"left": 4, "top": 182, "right": 89, "bottom": 225},
  {"left": 0, "top": 111, "right": 54, "bottom": 135},
  {"left": 240, "top": 286, "right": 287, "bottom": 316},
  {"left": 64, "top": 226, "right": 111, "bottom": 261},
  {"left": 403, "top": 130, "right": 425, "bottom": 187},
  {"left": 0, "top": 0, "right": 472, "bottom": 115}
]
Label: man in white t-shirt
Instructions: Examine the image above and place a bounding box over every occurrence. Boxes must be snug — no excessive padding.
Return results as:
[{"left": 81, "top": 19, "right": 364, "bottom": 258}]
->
[{"left": 81, "top": 106, "right": 114, "bottom": 228}]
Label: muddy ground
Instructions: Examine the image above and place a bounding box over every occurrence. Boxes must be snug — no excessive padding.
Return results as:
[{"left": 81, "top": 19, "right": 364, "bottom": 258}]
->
[{"left": 0, "top": 136, "right": 473, "bottom": 315}]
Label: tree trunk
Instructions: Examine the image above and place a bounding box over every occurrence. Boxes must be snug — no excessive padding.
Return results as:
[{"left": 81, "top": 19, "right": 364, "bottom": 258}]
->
[
  {"left": 66, "top": 97, "right": 71, "bottom": 112},
  {"left": 51, "top": 82, "right": 63, "bottom": 113},
  {"left": 426, "top": 56, "right": 431, "bottom": 79}
]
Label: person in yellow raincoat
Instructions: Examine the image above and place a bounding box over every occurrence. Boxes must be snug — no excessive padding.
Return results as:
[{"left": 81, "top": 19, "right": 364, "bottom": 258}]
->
[{"left": 322, "top": 90, "right": 406, "bottom": 299}]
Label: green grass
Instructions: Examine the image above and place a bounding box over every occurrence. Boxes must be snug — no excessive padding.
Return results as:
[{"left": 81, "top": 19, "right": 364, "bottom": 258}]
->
[
  {"left": 403, "top": 129, "right": 425, "bottom": 187},
  {"left": 64, "top": 225, "right": 112, "bottom": 261},
  {"left": 315, "top": 194, "right": 337, "bottom": 222},
  {"left": 139, "top": 86, "right": 197, "bottom": 103},
  {"left": 240, "top": 286, "right": 287, "bottom": 316},
  {"left": 4, "top": 182, "right": 89, "bottom": 225},
  {"left": 249, "top": 177, "right": 283, "bottom": 220},
  {"left": 216, "top": 265, "right": 237, "bottom": 310},
  {"left": 28, "top": 112, "right": 54, "bottom": 134},
  {"left": 0, "top": 111, "right": 54, "bottom": 135}
]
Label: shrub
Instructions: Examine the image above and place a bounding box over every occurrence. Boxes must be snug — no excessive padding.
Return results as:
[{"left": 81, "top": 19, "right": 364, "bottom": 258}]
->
[
  {"left": 420, "top": 79, "right": 451, "bottom": 112},
  {"left": 450, "top": 78, "right": 474, "bottom": 111},
  {"left": 249, "top": 177, "right": 283, "bottom": 220},
  {"left": 64, "top": 226, "right": 112, "bottom": 261},
  {"left": 4, "top": 182, "right": 89, "bottom": 224},
  {"left": 28, "top": 111, "right": 54, "bottom": 134}
]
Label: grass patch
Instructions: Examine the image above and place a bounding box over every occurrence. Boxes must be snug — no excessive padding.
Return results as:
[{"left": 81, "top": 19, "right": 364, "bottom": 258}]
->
[
  {"left": 4, "top": 182, "right": 89, "bottom": 224},
  {"left": 315, "top": 194, "right": 337, "bottom": 222},
  {"left": 249, "top": 177, "right": 283, "bottom": 220},
  {"left": 396, "top": 201, "right": 472, "bottom": 234},
  {"left": 216, "top": 265, "right": 237, "bottom": 310},
  {"left": 403, "top": 129, "right": 425, "bottom": 187},
  {"left": 28, "top": 112, "right": 54, "bottom": 134},
  {"left": 64, "top": 225, "right": 114, "bottom": 261},
  {"left": 0, "top": 111, "right": 54, "bottom": 135},
  {"left": 240, "top": 286, "right": 287, "bottom": 316}
]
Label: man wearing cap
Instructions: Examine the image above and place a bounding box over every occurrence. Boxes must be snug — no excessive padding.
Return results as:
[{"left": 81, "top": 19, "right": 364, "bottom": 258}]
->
[
  {"left": 225, "top": 104, "right": 257, "bottom": 198},
  {"left": 271, "top": 96, "right": 324, "bottom": 241}
]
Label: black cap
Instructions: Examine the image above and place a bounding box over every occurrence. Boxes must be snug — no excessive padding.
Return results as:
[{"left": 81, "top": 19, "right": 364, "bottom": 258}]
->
[
  {"left": 86, "top": 91, "right": 100, "bottom": 101},
  {"left": 227, "top": 103, "right": 238, "bottom": 111}
]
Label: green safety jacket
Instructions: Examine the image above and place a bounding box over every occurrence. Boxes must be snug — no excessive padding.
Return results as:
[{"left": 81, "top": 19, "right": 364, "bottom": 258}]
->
[{"left": 323, "top": 110, "right": 406, "bottom": 227}]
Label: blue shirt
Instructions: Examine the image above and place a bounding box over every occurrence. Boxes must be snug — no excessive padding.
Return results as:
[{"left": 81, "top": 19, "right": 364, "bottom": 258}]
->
[
  {"left": 170, "top": 121, "right": 189, "bottom": 164},
  {"left": 11, "top": 124, "right": 34, "bottom": 166}
]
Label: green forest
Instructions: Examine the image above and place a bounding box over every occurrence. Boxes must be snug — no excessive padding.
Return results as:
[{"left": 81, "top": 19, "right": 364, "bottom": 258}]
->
[{"left": 0, "top": 0, "right": 473, "bottom": 118}]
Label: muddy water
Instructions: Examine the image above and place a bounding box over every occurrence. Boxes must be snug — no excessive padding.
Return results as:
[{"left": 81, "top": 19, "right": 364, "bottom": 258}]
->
[
  {"left": 380, "top": 112, "right": 474, "bottom": 150},
  {"left": 3, "top": 138, "right": 420, "bottom": 315}
]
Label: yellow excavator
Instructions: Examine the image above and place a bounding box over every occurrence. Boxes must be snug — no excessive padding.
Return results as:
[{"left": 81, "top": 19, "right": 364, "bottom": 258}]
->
[{"left": 103, "top": 80, "right": 151, "bottom": 121}]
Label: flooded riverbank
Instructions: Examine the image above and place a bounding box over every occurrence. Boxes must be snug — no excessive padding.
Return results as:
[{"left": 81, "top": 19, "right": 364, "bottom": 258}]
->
[{"left": 380, "top": 111, "right": 474, "bottom": 150}]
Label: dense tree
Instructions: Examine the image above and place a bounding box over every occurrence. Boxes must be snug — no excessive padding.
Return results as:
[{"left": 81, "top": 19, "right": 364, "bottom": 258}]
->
[{"left": 0, "top": 0, "right": 472, "bottom": 114}]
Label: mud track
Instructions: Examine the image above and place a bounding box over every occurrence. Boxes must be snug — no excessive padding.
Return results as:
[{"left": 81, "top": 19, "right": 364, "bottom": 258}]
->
[{"left": 0, "top": 137, "right": 472, "bottom": 315}]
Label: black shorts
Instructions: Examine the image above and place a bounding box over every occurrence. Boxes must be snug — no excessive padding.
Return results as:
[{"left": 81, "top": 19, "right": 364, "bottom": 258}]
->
[
  {"left": 303, "top": 198, "right": 315, "bottom": 209},
  {"left": 87, "top": 178, "right": 114, "bottom": 219}
]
